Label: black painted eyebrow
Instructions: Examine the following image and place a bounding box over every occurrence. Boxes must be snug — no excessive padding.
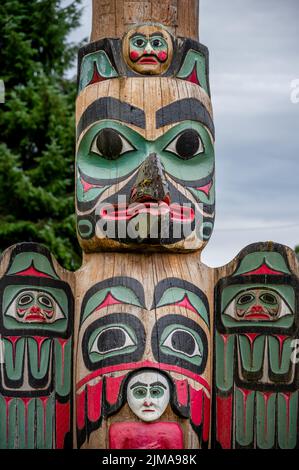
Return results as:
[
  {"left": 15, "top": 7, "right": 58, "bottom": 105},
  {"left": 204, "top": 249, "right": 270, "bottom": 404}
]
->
[
  {"left": 150, "top": 381, "right": 167, "bottom": 389},
  {"left": 129, "top": 33, "right": 146, "bottom": 40},
  {"left": 77, "top": 97, "right": 146, "bottom": 138},
  {"left": 130, "top": 382, "right": 147, "bottom": 389},
  {"left": 150, "top": 32, "right": 165, "bottom": 38},
  {"left": 156, "top": 98, "right": 215, "bottom": 139}
]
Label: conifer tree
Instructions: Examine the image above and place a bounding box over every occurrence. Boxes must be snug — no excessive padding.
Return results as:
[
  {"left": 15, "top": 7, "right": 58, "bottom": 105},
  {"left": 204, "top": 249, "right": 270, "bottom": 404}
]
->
[{"left": 0, "top": 0, "right": 84, "bottom": 269}]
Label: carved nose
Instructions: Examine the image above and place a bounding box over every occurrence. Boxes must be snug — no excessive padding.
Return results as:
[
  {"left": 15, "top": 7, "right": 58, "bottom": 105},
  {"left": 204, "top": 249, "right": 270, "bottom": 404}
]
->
[
  {"left": 30, "top": 305, "right": 41, "bottom": 314},
  {"left": 251, "top": 305, "right": 264, "bottom": 313},
  {"left": 130, "top": 153, "right": 170, "bottom": 205}
]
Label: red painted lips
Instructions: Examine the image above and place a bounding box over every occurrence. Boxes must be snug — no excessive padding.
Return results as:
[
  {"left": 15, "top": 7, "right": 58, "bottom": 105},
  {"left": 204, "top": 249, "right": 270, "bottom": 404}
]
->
[{"left": 100, "top": 202, "right": 195, "bottom": 223}]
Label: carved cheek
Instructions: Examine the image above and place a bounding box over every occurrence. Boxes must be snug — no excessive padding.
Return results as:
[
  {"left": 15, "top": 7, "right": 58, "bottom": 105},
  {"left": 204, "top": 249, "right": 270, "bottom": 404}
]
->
[
  {"left": 129, "top": 50, "right": 141, "bottom": 62},
  {"left": 158, "top": 51, "right": 168, "bottom": 62}
]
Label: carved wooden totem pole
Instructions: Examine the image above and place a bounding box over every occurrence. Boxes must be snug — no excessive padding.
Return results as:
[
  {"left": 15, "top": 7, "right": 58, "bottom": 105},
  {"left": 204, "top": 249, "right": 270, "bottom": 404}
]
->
[{"left": 0, "top": 0, "right": 298, "bottom": 450}]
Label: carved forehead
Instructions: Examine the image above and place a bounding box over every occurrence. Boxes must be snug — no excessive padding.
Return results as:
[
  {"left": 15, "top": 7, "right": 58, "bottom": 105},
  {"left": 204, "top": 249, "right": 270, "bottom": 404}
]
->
[
  {"left": 126, "top": 24, "right": 173, "bottom": 39},
  {"left": 76, "top": 77, "right": 213, "bottom": 141}
]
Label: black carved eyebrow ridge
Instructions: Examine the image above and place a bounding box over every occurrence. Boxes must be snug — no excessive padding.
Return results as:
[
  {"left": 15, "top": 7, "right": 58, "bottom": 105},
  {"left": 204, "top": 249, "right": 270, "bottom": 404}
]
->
[
  {"left": 77, "top": 97, "right": 146, "bottom": 138},
  {"left": 156, "top": 98, "right": 215, "bottom": 139}
]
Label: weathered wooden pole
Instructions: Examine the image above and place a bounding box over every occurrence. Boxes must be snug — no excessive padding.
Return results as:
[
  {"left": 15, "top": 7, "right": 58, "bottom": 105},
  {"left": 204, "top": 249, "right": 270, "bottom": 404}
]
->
[{"left": 75, "top": 0, "right": 214, "bottom": 449}]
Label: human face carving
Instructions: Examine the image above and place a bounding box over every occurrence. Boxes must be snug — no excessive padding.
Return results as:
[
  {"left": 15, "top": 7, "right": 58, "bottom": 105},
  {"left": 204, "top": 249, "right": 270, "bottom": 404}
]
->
[
  {"left": 127, "top": 371, "right": 170, "bottom": 422},
  {"left": 123, "top": 24, "right": 173, "bottom": 75}
]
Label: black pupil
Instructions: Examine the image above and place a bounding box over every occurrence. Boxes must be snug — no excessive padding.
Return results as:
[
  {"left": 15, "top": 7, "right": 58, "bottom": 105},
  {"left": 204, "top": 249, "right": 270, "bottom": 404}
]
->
[
  {"left": 20, "top": 296, "right": 31, "bottom": 305},
  {"left": 176, "top": 130, "right": 200, "bottom": 159},
  {"left": 96, "top": 129, "right": 123, "bottom": 159},
  {"left": 97, "top": 329, "right": 126, "bottom": 352},
  {"left": 262, "top": 294, "right": 276, "bottom": 304},
  {"left": 136, "top": 39, "right": 144, "bottom": 47},
  {"left": 152, "top": 40, "right": 160, "bottom": 47},
  {"left": 239, "top": 295, "right": 254, "bottom": 304},
  {"left": 171, "top": 331, "right": 196, "bottom": 356}
]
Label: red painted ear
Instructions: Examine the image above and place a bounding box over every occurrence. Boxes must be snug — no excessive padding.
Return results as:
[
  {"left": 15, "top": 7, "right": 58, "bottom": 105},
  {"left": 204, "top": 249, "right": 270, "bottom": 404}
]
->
[
  {"left": 87, "top": 62, "right": 106, "bottom": 86},
  {"left": 105, "top": 375, "right": 125, "bottom": 406},
  {"left": 185, "top": 65, "right": 201, "bottom": 86}
]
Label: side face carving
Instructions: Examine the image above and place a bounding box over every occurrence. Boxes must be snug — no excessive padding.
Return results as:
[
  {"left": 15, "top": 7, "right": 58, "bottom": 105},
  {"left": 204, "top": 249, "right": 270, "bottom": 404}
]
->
[
  {"left": 122, "top": 24, "right": 173, "bottom": 75},
  {"left": 213, "top": 243, "right": 299, "bottom": 450},
  {"left": 0, "top": 244, "right": 73, "bottom": 449},
  {"left": 76, "top": 277, "right": 211, "bottom": 449},
  {"left": 76, "top": 25, "right": 214, "bottom": 253}
]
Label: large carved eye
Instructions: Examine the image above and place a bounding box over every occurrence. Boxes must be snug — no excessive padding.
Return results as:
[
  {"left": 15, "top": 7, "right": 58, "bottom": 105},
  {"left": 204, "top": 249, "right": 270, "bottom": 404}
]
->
[
  {"left": 237, "top": 293, "right": 255, "bottom": 305},
  {"left": 90, "top": 326, "right": 136, "bottom": 356},
  {"left": 165, "top": 130, "right": 204, "bottom": 160},
  {"left": 162, "top": 328, "right": 202, "bottom": 359},
  {"left": 38, "top": 294, "right": 53, "bottom": 309},
  {"left": 18, "top": 294, "right": 34, "bottom": 306},
  {"left": 260, "top": 293, "right": 278, "bottom": 305},
  {"left": 91, "top": 128, "right": 134, "bottom": 160},
  {"left": 150, "top": 37, "right": 166, "bottom": 49},
  {"left": 132, "top": 36, "right": 147, "bottom": 49}
]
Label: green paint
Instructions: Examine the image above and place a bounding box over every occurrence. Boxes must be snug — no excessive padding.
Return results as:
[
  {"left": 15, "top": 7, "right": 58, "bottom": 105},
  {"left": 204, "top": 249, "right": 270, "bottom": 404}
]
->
[
  {"left": 81, "top": 285, "right": 142, "bottom": 324},
  {"left": 7, "top": 399, "right": 17, "bottom": 449},
  {"left": 79, "top": 51, "right": 118, "bottom": 93},
  {"left": 27, "top": 337, "right": 52, "bottom": 381},
  {"left": 277, "top": 392, "right": 298, "bottom": 449},
  {"left": 7, "top": 252, "right": 59, "bottom": 279},
  {"left": 189, "top": 183, "right": 215, "bottom": 205},
  {"left": 77, "top": 121, "right": 214, "bottom": 185},
  {"left": 235, "top": 252, "right": 290, "bottom": 276},
  {"left": 235, "top": 388, "right": 255, "bottom": 447},
  {"left": 0, "top": 396, "right": 7, "bottom": 448},
  {"left": 238, "top": 335, "right": 265, "bottom": 375},
  {"left": 3, "top": 338, "right": 25, "bottom": 382},
  {"left": 177, "top": 49, "right": 209, "bottom": 95},
  {"left": 159, "top": 324, "right": 204, "bottom": 367},
  {"left": 54, "top": 338, "right": 72, "bottom": 396},
  {"left": 88, "top": 323, "right": 137, "bottom": 363},
  {"left": 268, "top": 336, "right": 294, "bottom": 377},
  {"left": 256, "top": 392, "right": 276, "bottom": 449},
  {"left": 215, "top": 332, "right": 235, "bottom": 392},
  {"left": 156, "top": 287, "right": 210, "bottom": 327},
  {"left": 76, "top": 175, "right": 107, "bottom": 203}
]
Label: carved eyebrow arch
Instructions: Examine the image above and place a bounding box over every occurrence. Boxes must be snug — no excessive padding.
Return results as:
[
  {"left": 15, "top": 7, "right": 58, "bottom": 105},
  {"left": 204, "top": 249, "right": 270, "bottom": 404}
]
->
[
  {"left": 130, "top": 382, "right": 147, "bottom": 389},
  {"left": 129, "top": 33, "right": 147, "bottom": 40},
  {"left": 77, "top": 97, "right": 146, "bottom": 138},
  {"left": 150, "top": 381, "right": 167, "bottom": 389},
  {"left": 149, "top": 32, "right": 165, "bottom": 38},
  {"left": 156, "top": 98, "right": 215, "bottom": 139}
]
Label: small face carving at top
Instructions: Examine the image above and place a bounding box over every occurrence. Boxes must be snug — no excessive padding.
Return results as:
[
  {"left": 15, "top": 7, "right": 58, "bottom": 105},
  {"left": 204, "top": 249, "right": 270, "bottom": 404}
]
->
[
  {"left": 235, "top": 289, "right": 280, "bottom": 321},
  {"left": 123, "top": 24, "right": 173, "bottom": 75},
  {"left": 7, "top": 289, "right": 64, "bottom": 324},
  {"left": 126, "top": 371, "right": 170, "bottom": 422}
]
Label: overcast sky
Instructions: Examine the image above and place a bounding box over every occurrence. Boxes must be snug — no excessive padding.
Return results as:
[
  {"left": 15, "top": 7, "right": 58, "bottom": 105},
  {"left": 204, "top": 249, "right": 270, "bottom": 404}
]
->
[{"left": 69, "top": 0, "right": 299, "bottom": 267}]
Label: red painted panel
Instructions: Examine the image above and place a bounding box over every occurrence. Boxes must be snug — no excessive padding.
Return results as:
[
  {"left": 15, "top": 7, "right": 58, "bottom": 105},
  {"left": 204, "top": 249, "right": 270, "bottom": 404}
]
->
[
  {"left": 76, "top": 389, "right": 86, "bottom": 430},
  {"left": 190, "top": 387, "right": 203, "bottom": 427},
  {"left": 216, "top": 395, "right": 233, "bottom": 449},
  {"left": 109, "top": 422, "right": 184, "bottom": 449},
  {"left": 56, "top": 401, "right": 70, "bottom": 449},
  {"left": 87, "top": 380, "right": 103, "bottom": 423},
  {"left": 174, "top": 379, "right": 189, "bottom": 407},
  {"left": 105, "top": 375, "right": 125, "bottom": 406}
]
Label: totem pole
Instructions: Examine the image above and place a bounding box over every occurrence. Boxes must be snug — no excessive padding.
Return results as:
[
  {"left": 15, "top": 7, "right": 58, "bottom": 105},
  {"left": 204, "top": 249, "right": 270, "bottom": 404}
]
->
[{"left": 0, "top": 0, "right": 298, "bottom": 450}]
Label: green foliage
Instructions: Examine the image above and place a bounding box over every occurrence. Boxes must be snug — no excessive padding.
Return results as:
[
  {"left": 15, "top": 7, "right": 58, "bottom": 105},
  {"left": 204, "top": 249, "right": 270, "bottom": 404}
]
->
[{"left": 0, "top": 0, "right": 84, "bottom": 270}]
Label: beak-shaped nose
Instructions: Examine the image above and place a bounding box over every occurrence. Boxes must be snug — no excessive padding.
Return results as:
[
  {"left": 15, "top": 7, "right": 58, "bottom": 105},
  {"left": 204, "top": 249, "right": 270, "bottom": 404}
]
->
[{"left": 130, "top": 153, "right": 170, "bottom": 205}]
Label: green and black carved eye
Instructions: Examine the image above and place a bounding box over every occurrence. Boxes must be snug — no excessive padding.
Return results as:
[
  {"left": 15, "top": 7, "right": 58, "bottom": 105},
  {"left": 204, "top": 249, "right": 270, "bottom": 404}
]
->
[
  {"left": 83, "top": 313, "right": 145, "bottom": 370},
  {"left": 260, "top": 293, "right": 278, "bottom": 305},
  {"left": 152, "top": 315, "right": 208, "bottom": 374},
  {"left": 90, "top": 326, "right": 136, "bottom": 355},
  {"left": 38, "top": 294, "right": 53, "bottom": 309},
  {"left": 162, "top": 328, "right": 202, "bottom": 359},
  {"left": 237, "top": 293, "right": 255, "bottom": 305},
  {"left": 91, "top": 128, "right": 135, "bottom": 160},
  {"left": 164, "top": 129, "right": 204, "bottom": 160},
  {"left": 18, "top": 294, "right": 34, "bottom": 306},
  {"left": 150, "top": 37, "right": 166, "bottom": 49},
  {"left": 132, "top": 36, "right": 147, "bottom": 49}
]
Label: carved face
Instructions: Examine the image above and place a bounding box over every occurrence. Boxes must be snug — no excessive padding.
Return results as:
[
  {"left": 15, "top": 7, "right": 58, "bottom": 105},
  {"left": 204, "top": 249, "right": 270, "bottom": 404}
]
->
[
  {"left": 123, "top": 24, "right": 173, "bottom": 75},
  {"left": 76, "top": 78, "right": 215, "bottom": 252},
  {"left": 76, "top": 276, "right": 211, "bottom": 448},
  {"left": 127, "top": 371, "right": 170, "bottom": 422},
  {"left": 6, "top": 289, "right": 64, "bottom": 324}
]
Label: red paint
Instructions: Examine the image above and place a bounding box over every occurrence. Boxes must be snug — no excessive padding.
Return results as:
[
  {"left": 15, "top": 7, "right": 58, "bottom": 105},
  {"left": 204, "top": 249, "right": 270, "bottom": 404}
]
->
[
  {"left": 185, "top": 65, "right": 200, "bottom": 86},
  {"left": 80, "top": 176, "right": 103, "bottom": 193},
  {"left": 76, "top": 389, "right": 86, "bottom": 430},
  {"left": 105, "top": 375, "right": 125, "bottom": 405},
  {"left": 139, "top": 56, "right": 158, "bottom": 65},
  {"left": 243, "top": 333, "right": 260, "bottom": 351},
  {"left": 203, "top": 393, "right": 210, "bottom": 443},
  {"left": 33, "top": 336, "right": 50, "bottom": 370},
  {"left": 129, "top": 51, "right": 140, "bottom": 61},
  {"left": 87, "top": 380, "right": 103, "bottom": 423},
  {"left": 57, "top": 338, "right": 68, "bottom": 387},
  {"left": 174, "top": 379, "right": 189, "bottom": 407},
  {"left": 216, "top": 395, "right": 233, "bottom": 449},
  {"left": 39, "top": 397, "right": 49, "bottom": 445},
  {"left": 109, "top": 422, "right": 184, "bottom": 449},
  {"left": 15, "top": 264, "right": 53, "bottom": 278},
  {"left": 76, "top": 361, "right": 210, "bottom": 392},
  {"left": 281, "top": 392, "right": 291, "bottom": 433},
  {"left": 88, "top": 62, "right": 105, "bottom": 86},
  {"left": 94, "top": 292, "right": 122, "bottom": 312},
  {"left": 189, "top": 387, "right": 203, "bottom": 427},
  {"left": 196, "top": 181, "right": 212, "bottom": 197},
  {"left": 4, "top": 397, "right": 13, "bottom": 445},
  {"left": 243, "top": 263, "right": 284, "bottom": 276},
  {"left": 273, "top": 335, "right": 288, "bottom": 366},
  {"left": 174, "top": 294, "right": 197, "bottom": 315},
  {"left": 56, "top": 401, "right": 70, "bottom": 449},
  {"left": 21, "top": 398, "right": 31, "bottom": 447},
  {"left": 238, "top": 388, "right": 253, "bottom": 435},
  {"left": 157, "top": 51, "right": 167, "bottom": 62},
  {"left": 262, "top": 392, "right": 274, "bottom": 436},
  {"left": 100, "top": 202, "right": 195, "bottom": 223}
]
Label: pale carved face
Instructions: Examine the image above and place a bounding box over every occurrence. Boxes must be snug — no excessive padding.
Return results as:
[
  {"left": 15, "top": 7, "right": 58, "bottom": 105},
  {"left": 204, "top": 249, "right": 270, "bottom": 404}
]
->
[{"left": 126, "top": 371, "right": 170, "bottom": 422}]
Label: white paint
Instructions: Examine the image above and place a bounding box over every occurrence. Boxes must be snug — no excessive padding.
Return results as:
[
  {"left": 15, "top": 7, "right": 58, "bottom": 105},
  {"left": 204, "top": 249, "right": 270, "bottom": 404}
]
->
[{"left": 127, "top": 371, "right": 170, "bottom": 422}]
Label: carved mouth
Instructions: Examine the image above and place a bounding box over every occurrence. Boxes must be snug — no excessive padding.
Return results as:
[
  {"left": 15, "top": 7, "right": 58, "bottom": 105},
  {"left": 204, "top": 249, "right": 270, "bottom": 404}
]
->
[
  {"left": 25, "top": 314, "right": 47, "bottom": 322},
  {"left": 138, "top": 56, "right": 158, "bottom": 65},
  {"left": 99, "top": 202, "right": 195, "bottom": 223},
  {"left": 244, "top": 312, "right": 272, "bottom": 320}
]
